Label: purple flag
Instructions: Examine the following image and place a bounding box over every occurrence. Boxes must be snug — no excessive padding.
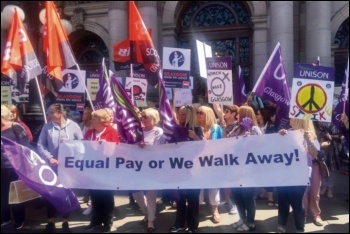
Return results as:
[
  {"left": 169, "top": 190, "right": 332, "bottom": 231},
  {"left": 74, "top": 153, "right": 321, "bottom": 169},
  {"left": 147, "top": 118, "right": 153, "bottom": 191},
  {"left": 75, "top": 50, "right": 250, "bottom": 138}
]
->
[
  {"left": 234, "top": 66, "right": 247, "bottom": 106},
  {"left": 332, "top": 58, "right": 349, "bottom": 144},
  {"left": 93, "top": 59, "right": 117, "bottom": 120},
  {"left": 1, "top": 136, "right": 80, "bottom": 215},
  {"left": 252, "top": 42, "right": 291, "bottom": 130},
  {"left": 110, "top": 74, "right": 144, "bottom": 144},
  {"left": 313, "top": 56, "right": 321, "bottom": 66},
  {"left": 159, "top": 73, "right": 189, "bottom": 143}
]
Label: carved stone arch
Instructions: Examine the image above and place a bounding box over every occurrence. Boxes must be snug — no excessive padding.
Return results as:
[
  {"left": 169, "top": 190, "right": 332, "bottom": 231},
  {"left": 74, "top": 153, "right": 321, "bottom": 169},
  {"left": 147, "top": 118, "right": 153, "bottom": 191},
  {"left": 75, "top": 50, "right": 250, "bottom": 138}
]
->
[
  {"left": 82, "top": 21, "right": 109, "bottom": 48},
  {"left": 69, "top": 21, "right": 109, "bottom": 67},
  {"left": 250, "top": 1, "right": 267, "bottom": 16},
  {"left": 331, "top": 4, "right": 349, "bottom": 42},
  {"left": 162, "top": 1, "right": 179, "bottom": 24}
]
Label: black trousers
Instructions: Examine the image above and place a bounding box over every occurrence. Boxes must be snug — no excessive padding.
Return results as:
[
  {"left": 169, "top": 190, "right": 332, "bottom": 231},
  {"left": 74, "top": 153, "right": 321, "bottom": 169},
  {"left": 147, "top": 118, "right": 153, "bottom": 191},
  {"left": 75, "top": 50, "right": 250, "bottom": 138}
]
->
[
  {"left": 1, "top": 168, "right": 25, "bottom": 224},
  {"left": 89, "top": 189, "right": 115, "bottom": 228},
  {"left": 173, "top": 189, "right": 200, "bottom": 230}
]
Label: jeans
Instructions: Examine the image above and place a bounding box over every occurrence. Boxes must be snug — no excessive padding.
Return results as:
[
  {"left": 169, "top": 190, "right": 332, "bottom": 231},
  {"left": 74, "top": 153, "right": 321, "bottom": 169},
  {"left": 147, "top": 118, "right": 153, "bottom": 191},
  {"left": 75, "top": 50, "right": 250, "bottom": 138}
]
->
[
  {"left": 277, "top": 186, "right": 306, "bottom": 231},
  {"left": 231, "top": 187, "right": 256, "bottom": 224}
]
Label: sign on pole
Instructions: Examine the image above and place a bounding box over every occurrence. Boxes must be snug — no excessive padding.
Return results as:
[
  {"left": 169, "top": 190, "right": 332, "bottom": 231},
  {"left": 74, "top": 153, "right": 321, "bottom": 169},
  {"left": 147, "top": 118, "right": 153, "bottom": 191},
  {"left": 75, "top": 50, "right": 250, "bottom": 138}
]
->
[
  {"left": 206, "top": 56, "right": 233, "bottom": 106},
  {"left": 289, "top": 64, "right": 335, "bottom": 122}
]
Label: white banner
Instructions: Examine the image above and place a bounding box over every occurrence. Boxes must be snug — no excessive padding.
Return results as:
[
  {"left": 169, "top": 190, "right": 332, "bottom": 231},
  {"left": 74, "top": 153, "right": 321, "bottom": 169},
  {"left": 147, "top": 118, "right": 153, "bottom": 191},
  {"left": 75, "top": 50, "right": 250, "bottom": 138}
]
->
[
  {"left": 174, "top": 88, "right": 192, "bottom": 107},
  {"left": 58, "top": 131, "right": 309, "bottom": 190}
]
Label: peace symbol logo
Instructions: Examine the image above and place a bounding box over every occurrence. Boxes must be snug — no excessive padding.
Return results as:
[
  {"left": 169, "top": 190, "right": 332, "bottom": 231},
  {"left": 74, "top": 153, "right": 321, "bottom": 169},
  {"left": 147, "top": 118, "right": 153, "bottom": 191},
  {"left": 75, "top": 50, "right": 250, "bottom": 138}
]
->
[{"left": 296, "top": 83, "right": 327, "bottom": 114}]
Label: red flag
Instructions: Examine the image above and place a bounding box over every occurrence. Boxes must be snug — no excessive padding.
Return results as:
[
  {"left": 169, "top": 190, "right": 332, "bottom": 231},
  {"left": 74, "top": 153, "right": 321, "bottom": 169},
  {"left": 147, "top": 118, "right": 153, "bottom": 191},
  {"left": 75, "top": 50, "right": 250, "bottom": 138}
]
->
[
  {"left": 1, "top": 9, "right": 41, "bottom": 92},
  {"left": 43, "top": 1, "right": 77, "bottom": 92},
  {"left": 129, "top": 1, "right": 160, "bottom": 86}
]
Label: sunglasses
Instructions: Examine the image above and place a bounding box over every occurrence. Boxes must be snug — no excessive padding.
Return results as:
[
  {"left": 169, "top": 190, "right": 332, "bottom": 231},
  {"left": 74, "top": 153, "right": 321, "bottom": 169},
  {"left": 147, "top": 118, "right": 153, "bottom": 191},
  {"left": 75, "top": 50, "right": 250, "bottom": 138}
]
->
[
  {"left": 141, "top": 115, "right": 149, "bottom": 119},
  {"left": 196, "top": 111, "right": 204, "bottom": 115}
]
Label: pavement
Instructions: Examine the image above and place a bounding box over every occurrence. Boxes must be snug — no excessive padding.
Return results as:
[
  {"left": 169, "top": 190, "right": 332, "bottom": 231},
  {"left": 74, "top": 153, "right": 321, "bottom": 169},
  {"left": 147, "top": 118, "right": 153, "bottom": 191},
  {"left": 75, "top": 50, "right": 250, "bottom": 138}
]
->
[{"left": 1, "top": 168, "right": 349, "bottom": 233}]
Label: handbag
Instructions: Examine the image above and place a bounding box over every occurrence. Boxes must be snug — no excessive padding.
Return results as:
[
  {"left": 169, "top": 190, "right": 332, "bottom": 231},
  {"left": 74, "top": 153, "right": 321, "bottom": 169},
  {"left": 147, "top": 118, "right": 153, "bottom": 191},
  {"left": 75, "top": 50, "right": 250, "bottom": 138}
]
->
[
  {"left": 9, "top": 180, "right": 41, "bottom": 204},
  {"left": 317, "top": 150, "right": 330, "bottom": 179}
]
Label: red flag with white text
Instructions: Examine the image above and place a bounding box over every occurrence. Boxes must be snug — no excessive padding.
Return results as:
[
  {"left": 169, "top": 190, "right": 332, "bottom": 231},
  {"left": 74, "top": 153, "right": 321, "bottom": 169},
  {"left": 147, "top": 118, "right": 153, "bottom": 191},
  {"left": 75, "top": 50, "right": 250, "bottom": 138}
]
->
[
  {"left": 42, "top": 1, "right": 78, "bottom": 92},
  {"left": 129, "top": 1, "right": 160, "bottom": 86},
  {"left": 1, "top": 9, "right": 41, "bottom": 92}
]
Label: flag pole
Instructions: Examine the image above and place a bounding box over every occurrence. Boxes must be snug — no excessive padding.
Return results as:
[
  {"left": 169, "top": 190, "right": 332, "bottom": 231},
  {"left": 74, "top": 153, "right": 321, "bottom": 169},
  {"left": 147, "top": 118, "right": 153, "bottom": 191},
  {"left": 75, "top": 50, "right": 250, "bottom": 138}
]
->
[
  {"left": 130, "top": 63, "right": 134, "bottom": 106},
  {"left": 343, "top": 57, "right": 349, "bottom": 113},
  {"left": 34, "top": 77, "right": 47, "bottom": 123},
  {"left": 76, "top": 64, "right": 95, "bottom": 111},
  {"left": 252, "top": 42, "right": 280, "bottom": 92}
]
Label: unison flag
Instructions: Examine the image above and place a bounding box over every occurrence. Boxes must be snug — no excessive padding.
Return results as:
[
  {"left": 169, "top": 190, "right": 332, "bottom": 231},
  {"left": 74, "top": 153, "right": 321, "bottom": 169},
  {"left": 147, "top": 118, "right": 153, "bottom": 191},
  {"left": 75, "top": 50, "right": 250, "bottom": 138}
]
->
[
  {"left": 233, "top": 66, "right": 247, "bottom": 106},
  {"left": 1, "top": 9, "right": 41, "bottom": 93},
  {"left": 94, "top": 59, "right": 117, "bottom": 120},
  {"left": 42, "top": 1, "right": 78, "bottom": 93},
  {"left": 1, "top": 136, "right": 80, "bottom": 215},
  {"left": 252, "top": 42, "right": 291, "bottom": 130},
  {"left": 332, "top": 58, "right": 349, "bottom": 144},
  {"left": 159, "top": 76, "right": 189, "bottom": 143},
  {"left": 129, "top": 1, "right": 160, "bottom": 87},
  {"left": 110, "top": 74, "right": 144, "bottom": 144}
]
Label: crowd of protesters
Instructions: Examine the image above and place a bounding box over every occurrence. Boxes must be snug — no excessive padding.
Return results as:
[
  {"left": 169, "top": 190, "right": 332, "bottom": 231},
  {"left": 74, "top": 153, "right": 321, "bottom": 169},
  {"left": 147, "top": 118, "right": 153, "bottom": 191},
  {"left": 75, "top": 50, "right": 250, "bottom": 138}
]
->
[{"left": 1, "top": 93, "right": 349, "bottom": 233}]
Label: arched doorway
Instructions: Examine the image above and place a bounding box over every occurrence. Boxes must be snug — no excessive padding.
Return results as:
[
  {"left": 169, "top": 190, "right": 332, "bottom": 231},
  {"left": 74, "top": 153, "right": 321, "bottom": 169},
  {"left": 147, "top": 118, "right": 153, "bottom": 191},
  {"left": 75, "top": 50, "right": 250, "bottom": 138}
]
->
[
  {"left": 69, "top": 30, "right": 109, "bottom": 71},
  {"left": 176, "top": 1, "right": 252, "bottom": 103}
]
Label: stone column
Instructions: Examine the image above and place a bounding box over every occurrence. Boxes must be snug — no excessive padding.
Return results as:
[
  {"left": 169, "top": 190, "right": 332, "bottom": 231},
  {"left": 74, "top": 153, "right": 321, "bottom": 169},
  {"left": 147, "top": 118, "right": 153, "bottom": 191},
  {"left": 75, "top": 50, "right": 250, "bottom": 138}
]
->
[
  {"left": 251, "top": 16, "right": 268, "bottom": 85},
  {"left": 137, "top": 1, "right": 158, "bottom": 50},
  {"left": 305, "top": 1, "right": 331, "bottom": 66},
  {"left": 108, "top": 1, "right": 128, "bottom": 71},
  {"left": 270, "top": 1, "right": 294, "bottom": 85}
]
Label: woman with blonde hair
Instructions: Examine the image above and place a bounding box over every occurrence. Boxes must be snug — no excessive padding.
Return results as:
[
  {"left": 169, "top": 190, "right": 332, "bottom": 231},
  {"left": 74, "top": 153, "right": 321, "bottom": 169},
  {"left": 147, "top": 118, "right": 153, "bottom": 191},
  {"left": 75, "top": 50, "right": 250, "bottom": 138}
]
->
[
  {"left": 228, "top": 105, "right": 262, "bottom": 232},
  {"left": 7, "top": 104, "right": 33, "bottom": 142},
  {"left": 83, "top": 108, "right": 120, "bottom": 233},
  {"left": 196, "top": 105, "right": 223, "bottom": 223},
  {"left": 133, "top": 108, "right": 166, "bottom": 233},
  {"left": 276, "top": 118, "right": 319, "bottom": 233},
  {"left": 170, "top": 105, "right": 204, "bottom": 233},
  {"left": 1, "top": 105, "right": 30, "bottom": 230}
]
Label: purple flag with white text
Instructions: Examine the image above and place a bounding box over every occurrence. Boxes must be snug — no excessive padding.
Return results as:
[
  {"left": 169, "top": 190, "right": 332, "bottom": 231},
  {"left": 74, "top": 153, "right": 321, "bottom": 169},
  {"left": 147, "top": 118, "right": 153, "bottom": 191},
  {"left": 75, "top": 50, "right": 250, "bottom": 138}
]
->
[
  {"left": 234, "top": 66, "right": 247, "bottom": 106},
  {"left": 159, "top": 74, "right": 189, "bottom": 143},
  {"left": 1, "top": 136, "right": 80, "bottom": 215},
  {"left": 252, "top": 42, "right": 291, "bottom": 130},
  {"left": 332, "top": 58, "right": 349, "bottom": 144},
  {"left": 110, "top": 74, "right": 144, "bottom": 144},
  {"left": 93, "top": 59, "right": 117, "bottom": 121}
]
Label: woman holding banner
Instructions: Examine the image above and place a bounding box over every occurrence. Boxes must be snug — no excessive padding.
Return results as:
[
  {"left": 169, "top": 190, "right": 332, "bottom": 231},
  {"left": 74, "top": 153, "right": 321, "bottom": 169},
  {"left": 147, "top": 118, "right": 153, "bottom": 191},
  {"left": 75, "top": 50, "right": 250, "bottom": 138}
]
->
[
  {"left": 196, "top": 105, "right": 223, "bottom": 224},
  {"left": 170, "top": 105, "right": 205, "bottom": 233},
  {"left": 277, "top": 119, "right": 319, "bottom": 233},
  {"left": 132, "top": 108, "right": 166, "bottom": 233},
  {"left": 83, "top": 108, "right": 120, "bottom": 233},
  {"left": 228, "top": 106, "right": 261, "bottom": 232},
  {"left": 37, "top": 103, "right": 83, "bottom": 233},
  {"left": 1, "top": 105, "right": 30, "bottom": 230}
]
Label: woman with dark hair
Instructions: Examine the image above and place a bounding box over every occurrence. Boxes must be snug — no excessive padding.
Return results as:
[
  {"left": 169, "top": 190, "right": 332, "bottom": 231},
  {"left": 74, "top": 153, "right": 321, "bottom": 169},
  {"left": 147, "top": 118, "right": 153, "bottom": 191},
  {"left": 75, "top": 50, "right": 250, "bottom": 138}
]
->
[
  {"left": 256, "top": 108, "right": 278, "bottom": 207},
  {"left": 37, "top": 103, "right": 83, "bottom": 233}
]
